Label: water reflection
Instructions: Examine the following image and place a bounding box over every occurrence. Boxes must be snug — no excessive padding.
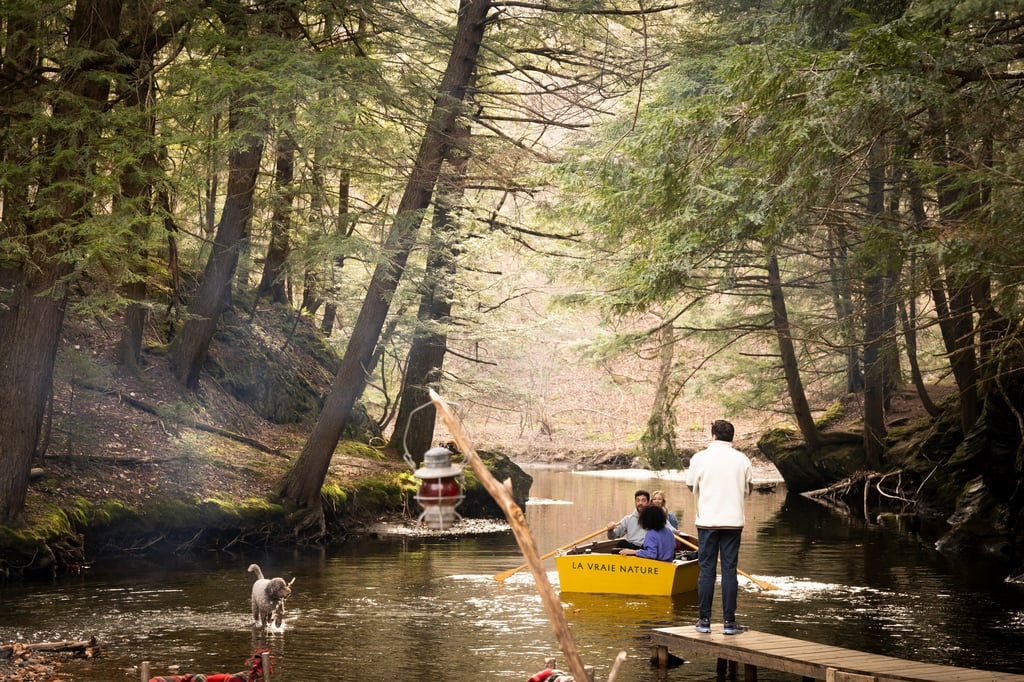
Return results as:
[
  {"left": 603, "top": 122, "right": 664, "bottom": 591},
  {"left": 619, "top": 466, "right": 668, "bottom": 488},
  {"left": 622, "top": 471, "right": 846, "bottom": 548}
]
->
[{"left": 1, "top": 467, "right": 1022, "bottom": 681}]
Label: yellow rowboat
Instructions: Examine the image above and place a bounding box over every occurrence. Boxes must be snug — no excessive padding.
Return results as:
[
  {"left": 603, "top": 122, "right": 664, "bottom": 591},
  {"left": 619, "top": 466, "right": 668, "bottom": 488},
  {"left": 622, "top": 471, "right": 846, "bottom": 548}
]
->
[{"left": 555, "top": 549, "right": 699, "bottom": 596}]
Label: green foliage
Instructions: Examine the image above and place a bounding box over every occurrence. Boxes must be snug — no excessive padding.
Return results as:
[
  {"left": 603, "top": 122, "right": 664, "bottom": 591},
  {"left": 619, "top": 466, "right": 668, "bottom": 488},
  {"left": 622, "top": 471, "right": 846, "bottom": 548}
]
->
[
  {"left": 4, "top": 0, "right": 1024, "bottom": 535},
  {"left": 547, "top": 0, "right": 1024, "bottom": 434}
]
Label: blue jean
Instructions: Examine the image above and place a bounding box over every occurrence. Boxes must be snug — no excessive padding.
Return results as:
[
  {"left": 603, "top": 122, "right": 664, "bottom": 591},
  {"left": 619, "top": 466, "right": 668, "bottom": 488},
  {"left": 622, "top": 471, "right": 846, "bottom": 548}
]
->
[{"left": 697, "top": 528, "right": 741, "bottom": 623}]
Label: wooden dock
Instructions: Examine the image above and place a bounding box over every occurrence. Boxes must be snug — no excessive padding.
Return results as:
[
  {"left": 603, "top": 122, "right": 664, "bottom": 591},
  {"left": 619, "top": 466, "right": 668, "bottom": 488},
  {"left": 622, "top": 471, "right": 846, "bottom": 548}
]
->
[{"left": 650, "top": 626, "right": 1024, "bottom": 682}]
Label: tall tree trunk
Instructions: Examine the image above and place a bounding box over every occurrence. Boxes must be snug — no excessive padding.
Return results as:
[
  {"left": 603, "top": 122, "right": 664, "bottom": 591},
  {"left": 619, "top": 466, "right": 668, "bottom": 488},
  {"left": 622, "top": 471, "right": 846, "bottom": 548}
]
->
[
  {"left": 277, "top": 0, "right": 491, "bottom": 531},
  {"left": 391, "top": 125, "right": 468, "bottom": 457},
  {"left": 826, "top": 225, "right": 862, "bottom": 393},
  {"left": 928, "top": 110, "right": 980, "bottom": 433},
  {"left": 862, "top": 273, "right": 887, "bottom": 469},
  {"left": 640, "top": 320, "right": 678, "bottom": 468},
  {"left": 169, "top": 0, "right": 267, "bottom": 389},
  {"left": 898, "top": 297, "right": 940, "bottom": 417},
  {"left": 880, "top": 285, "right": 901, "bottom": 413},
  {"left": 943, "top": 275, "right": 980, "bottom": 431},
  {"left": 115, "top": 11, "right": 160, "bottom": 369},
  {"left": 861, "top": 141, "right": 888, "bottom": 469},
  {"left": 0, "top": 0, "right": 119, "bottom": 523},
  {"left": 971, "top": 136, "right": 1006, "bottom": 390},
  {"left": 258, "top": 124, "right": 296, "bottom": 304},
  {"left": 766, "top": 253, "right": 821, "bottom": 449},
  {"left": 903, "top": 170, "right": 941, "bottom": 417},
  {"left": 389, "top": 238, "right": 456, "bottom": 459},
  {"left": 310, "top": 168, "right": 354, "bottom": 333},
  {"left": 169, "top": 101, "right": 264, "bottom": 388},
  {"left": 971, "top": 271, "right": 1007, "bottom": 395},
  {"left": 306, "top": 20, "right": 363, "bottom": 328},
  {"left": 882, "top": 160, "right": 903, "bottom": 411},
  {"left": 320, "top": 302, "right": 338, "bottom": 335},
  {"left": 202, "top": 113, "right": 220, "bottom": 260},
  {"left": 0, "top": 263, "right": 72, "bottom": 525}
]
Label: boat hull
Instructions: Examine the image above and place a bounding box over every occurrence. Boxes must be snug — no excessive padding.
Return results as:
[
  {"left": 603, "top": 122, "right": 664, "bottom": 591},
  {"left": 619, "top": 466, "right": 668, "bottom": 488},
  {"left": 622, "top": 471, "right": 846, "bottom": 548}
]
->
[{"left": 555, "top": 553, "right": 699, "bottom": 595}]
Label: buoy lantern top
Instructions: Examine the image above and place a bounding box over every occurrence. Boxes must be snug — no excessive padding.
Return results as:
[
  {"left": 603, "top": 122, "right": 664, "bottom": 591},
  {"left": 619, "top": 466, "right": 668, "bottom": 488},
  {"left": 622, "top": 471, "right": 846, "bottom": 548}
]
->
[{"left": 413, "top": 446, "right": 463, "bottom": 479}]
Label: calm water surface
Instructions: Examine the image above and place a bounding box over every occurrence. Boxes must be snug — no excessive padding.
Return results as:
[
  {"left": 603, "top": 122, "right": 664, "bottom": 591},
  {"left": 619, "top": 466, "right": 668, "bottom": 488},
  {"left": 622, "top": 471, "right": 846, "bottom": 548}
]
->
[{"left": 1, "top": 467, "right": 1022, "bottom": 681}]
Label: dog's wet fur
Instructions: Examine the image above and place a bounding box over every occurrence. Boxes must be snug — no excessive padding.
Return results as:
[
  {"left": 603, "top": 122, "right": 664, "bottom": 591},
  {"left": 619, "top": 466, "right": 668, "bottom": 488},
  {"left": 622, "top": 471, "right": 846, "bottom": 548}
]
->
[{"left": 248, "top": 563, "right": 292, "bottom": 629}]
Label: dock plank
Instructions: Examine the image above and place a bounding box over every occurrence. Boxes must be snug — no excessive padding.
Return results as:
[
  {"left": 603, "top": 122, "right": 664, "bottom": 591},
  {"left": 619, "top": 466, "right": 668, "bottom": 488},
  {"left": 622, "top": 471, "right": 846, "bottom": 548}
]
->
[{"left": 650, "top": 627, "right": 1023, "bottom": 682}]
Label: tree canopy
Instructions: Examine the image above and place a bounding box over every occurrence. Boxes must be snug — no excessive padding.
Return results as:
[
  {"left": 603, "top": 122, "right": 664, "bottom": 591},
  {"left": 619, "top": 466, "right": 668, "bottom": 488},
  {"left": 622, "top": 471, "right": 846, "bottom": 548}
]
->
[
  {"left": 2, "top": 0, "right": 1022, "bottom": 535},
  {"left": 547, "top": 1, "right": 1024, "bottom": 468}
]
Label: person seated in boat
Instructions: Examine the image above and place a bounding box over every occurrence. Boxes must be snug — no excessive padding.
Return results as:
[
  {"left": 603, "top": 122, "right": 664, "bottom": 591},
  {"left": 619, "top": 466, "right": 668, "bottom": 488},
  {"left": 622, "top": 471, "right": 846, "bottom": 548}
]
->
[
  {"left": 618, "top": 504, "right": 677, "bottom": 561},
  {"left": 606, "top": 489, "right": 650, "bottom": 549},
  {"left": 650, "top": 490, "right": 679, "bottom": 530}
]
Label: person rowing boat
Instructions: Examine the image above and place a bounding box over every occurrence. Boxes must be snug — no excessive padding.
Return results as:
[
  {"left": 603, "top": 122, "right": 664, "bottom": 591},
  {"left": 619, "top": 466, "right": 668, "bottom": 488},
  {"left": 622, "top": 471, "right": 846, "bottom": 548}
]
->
[{"left": 605, "top": 488, "right": 649, "bottom": 549}]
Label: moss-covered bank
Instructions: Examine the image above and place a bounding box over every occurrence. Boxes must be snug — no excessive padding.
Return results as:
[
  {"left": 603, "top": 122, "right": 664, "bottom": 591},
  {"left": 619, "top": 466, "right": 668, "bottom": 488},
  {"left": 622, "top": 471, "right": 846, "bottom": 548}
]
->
[{"left": 0, "top": 440, "right": 531, "bottom": 580}]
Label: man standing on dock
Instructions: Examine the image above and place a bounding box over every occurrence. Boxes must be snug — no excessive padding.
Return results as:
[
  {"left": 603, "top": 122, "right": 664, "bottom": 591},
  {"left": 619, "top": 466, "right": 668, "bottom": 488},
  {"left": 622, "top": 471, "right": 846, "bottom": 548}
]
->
[{"left": 686, "top": 420, "right": 753, "bottom": 635}]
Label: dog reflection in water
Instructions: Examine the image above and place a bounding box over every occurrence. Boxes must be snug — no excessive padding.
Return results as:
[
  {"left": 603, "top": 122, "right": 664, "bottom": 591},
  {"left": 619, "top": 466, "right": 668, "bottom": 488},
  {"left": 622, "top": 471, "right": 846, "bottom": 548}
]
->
[{"left": 247, "top": 563, "right": 293, "bottom": 630}]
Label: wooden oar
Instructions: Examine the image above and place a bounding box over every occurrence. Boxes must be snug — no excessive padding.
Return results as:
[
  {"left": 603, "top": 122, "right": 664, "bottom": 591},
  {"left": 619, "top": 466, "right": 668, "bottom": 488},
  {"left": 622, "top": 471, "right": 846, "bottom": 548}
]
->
[
  {"left": 674, "top": 533, "right": 780, "bottom": 591},
  {"left": 493, "top": 527, "right": 608, "bottom": 582}
]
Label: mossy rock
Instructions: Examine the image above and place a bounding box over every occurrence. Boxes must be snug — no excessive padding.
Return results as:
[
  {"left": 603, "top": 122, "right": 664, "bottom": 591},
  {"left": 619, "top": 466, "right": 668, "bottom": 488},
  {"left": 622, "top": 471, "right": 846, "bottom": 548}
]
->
[
  {"left": 83, "top": 494, "right": 287, "bottom": 539},
  {"left": 814, "top": 399, "right": 845, "bottom": 430},
  {"left": 459, "top": 451, "right": 533, "bottom": 519},
  {"left": 0, "top": 501, "right": 83, "bottom": 550},
  {"left": 757, "top": 428, "right": 865, "bottom": 493},
  {"left": 345, "top": 474, "right": 407, "bottom": 511}
]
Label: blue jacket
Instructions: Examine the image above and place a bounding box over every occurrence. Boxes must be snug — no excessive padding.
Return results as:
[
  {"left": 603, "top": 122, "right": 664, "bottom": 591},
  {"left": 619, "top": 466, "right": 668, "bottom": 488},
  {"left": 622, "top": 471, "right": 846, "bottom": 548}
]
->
[{"left": 636, "top": 526, "right": 676, "bottom": 561}]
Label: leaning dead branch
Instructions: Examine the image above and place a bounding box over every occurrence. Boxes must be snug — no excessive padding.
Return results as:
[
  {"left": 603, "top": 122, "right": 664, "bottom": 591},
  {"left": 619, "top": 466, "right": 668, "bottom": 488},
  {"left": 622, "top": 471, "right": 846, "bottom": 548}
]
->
[
  {"left": 430, "top": 389, "right": 599, "bottom": 682},
  {"left": 802, "top": 472, "right": 876, "bottom": 502}
]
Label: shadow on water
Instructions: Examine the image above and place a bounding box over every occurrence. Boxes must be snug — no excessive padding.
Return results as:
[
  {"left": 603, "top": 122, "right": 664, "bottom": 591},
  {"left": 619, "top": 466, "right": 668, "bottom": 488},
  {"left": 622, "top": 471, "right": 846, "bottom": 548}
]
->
[
  {"left": 1, "top": 469, "right": 1023, "bottom": 681},
  {"left": 751, "top": 492, "right": 1024, "bottom": 671}
]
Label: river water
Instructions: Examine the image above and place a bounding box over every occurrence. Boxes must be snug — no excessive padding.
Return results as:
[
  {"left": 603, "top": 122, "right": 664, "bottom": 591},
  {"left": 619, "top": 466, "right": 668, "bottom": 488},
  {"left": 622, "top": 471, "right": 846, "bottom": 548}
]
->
[{"left": 1, "top": 466, "right": 1022, "bottom": 681}]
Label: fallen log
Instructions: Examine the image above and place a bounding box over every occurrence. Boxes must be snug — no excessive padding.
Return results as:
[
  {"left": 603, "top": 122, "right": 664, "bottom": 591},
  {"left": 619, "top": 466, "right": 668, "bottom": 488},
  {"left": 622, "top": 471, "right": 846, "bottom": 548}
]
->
[
  {"left": 74, "top": 380, "right": 286, "bottom": 457},
  {"left": 0, "top": 636, "right": 100, "bottom": 657}
]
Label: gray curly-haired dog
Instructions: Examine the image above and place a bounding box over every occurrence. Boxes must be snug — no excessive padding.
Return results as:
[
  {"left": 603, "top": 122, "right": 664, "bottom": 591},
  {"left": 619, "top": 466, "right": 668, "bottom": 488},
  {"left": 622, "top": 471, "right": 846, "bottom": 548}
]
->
[{"left": 248, "top": 563, "right": 292, "bottom": 629}]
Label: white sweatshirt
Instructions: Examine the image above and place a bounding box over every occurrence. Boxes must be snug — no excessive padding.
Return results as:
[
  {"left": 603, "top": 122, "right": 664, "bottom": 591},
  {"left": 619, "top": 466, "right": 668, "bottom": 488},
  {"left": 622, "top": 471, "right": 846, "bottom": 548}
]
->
[{"left": 685, "top": 440, "right": 753, "bottom": 529}]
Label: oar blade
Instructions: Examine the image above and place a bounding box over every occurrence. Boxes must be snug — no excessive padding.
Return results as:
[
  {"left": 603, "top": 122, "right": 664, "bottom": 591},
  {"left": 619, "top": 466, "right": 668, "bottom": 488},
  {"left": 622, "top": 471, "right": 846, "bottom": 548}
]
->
[
  {"left": 493, "top": 566, "right": 524, "bottom": 582},
  {"left": 743, "top": 573, "right": 780, "bottom": 591}
]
